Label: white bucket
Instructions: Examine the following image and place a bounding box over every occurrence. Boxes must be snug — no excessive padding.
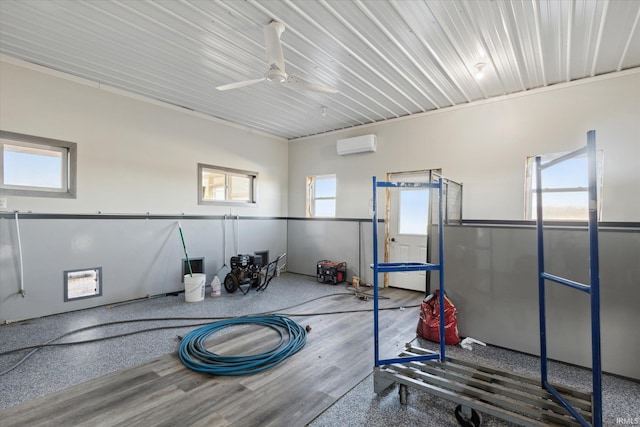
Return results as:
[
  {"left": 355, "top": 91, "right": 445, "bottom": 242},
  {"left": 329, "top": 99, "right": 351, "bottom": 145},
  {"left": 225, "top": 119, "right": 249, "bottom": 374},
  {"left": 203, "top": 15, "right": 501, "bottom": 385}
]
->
[{"left": 184, "top": 273, "right": 206, "bottom": 302}]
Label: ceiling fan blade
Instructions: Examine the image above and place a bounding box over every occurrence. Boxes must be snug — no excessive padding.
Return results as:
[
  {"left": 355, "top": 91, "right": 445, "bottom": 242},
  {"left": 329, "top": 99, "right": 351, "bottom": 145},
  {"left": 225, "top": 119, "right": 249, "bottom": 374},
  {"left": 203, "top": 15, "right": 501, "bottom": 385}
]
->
[
  {"left": 264, "top": 21, "right": 286, "bottom": 73},
  {"left": 215, "top": 77, "right": 265, "bottom": 91},
  {"left": 284, "top": 75, "right": 339, "bottom": 94}
]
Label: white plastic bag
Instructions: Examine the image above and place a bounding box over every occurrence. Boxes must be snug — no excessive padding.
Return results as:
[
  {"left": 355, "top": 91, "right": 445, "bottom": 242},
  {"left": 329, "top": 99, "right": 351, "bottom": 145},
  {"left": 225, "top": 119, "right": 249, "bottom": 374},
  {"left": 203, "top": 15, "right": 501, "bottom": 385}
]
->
[{"left": 460, "top": 337, "right": 486, "bottom": 351}]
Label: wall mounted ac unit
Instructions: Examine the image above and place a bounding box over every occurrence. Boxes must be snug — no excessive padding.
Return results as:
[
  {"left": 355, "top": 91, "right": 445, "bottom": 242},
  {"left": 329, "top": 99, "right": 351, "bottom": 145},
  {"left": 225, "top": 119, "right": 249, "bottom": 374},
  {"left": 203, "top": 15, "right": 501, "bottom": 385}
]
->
[{"left": 336, "top": 134, "right": 377, "bottom": 155}]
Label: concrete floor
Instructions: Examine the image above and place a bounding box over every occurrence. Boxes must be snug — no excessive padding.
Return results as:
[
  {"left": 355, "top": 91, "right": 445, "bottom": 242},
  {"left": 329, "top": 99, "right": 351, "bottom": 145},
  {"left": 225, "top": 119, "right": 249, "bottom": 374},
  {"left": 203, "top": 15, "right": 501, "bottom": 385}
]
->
[{"left": 1, "top": 273, "right": 638, "bottom": 426}]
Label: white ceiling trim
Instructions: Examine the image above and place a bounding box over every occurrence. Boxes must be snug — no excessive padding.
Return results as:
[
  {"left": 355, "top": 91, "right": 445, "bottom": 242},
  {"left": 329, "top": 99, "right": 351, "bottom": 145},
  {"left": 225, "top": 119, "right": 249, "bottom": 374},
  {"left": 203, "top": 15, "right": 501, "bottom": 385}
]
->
[
  {"left": 4, "top": 52, "right": 638, "bottom": 144},
  {"left": 290, "top": 66, "right": 640, "bottom": 143},
  {"left": 0, "top": 55, "right": 286, "bottom": 141}
]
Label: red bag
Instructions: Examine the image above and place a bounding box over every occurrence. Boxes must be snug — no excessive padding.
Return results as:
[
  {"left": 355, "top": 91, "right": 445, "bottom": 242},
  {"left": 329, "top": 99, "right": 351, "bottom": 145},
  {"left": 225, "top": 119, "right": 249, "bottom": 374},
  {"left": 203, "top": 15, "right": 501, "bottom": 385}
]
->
[{"left": 416, "top": 290, "right": 461, "bottom": 345}]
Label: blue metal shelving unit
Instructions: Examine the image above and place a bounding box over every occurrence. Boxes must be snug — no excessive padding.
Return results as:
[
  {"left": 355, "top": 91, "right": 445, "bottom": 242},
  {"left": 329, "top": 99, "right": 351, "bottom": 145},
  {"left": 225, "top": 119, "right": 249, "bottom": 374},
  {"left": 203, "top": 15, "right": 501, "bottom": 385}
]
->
[
  {"left": 371, "top": 137, "right": 601, "bottom": 425},
  {"left": 371, "top": 177, "right": 446, "bottom": 367},
  {"left": 535, "top": 130, "right": 602, "bottom": 427}
]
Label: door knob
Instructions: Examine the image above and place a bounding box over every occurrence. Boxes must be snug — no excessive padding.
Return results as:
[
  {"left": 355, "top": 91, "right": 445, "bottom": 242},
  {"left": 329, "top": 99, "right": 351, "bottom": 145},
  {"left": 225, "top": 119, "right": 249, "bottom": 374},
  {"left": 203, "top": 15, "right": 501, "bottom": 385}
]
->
[{"left": 390, "top": 237, "right": 396, "bottom": 242}]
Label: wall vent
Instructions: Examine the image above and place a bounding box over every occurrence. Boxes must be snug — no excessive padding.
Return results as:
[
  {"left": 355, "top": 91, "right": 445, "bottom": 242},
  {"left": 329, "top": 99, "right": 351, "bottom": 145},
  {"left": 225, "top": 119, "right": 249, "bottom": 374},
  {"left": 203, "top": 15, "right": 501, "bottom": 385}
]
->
[
  {"left": 64, "top": 267, "right": 102, "bottom": 302},
  {"left": 182, "top": 257, "right": 204, "bottom": 282}
]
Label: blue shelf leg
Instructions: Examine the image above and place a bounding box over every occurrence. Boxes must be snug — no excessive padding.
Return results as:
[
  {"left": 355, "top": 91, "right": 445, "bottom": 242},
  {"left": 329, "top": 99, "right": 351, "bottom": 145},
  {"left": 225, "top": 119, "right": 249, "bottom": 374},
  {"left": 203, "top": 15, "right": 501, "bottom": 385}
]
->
[
  {"left": 437, "top": 180, "right": 445, "bottom": 361},
  {"left": 535, "top": 156, "right": 548, "bottom": 386},
  {"left": 372, "top": 176, "right": 380, "bottom": 367},
  {"left": 587, "top": 130, "right": 602, "bottom": 427}
]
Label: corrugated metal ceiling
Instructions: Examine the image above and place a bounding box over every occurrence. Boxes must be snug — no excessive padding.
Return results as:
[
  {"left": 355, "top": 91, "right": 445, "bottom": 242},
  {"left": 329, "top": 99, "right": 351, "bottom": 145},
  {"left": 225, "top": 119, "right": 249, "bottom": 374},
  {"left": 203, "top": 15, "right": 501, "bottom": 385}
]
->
[{"left": 1, "top": 0, "right": 639, "bottom": 140}]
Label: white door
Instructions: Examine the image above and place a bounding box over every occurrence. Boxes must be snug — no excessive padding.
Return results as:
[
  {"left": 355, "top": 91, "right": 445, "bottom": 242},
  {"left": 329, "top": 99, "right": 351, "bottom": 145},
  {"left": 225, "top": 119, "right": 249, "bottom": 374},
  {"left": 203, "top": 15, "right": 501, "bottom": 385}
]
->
[{"left": 387, "top": 172, "right": 432, "bottom": 292}]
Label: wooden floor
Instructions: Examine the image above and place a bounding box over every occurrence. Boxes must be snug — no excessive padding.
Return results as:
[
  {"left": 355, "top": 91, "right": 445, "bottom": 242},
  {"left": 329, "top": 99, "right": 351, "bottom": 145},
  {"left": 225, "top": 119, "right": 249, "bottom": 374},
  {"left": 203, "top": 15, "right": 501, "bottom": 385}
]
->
[{"left": 1, "top": 288, "right": 422, "bottom": 427}]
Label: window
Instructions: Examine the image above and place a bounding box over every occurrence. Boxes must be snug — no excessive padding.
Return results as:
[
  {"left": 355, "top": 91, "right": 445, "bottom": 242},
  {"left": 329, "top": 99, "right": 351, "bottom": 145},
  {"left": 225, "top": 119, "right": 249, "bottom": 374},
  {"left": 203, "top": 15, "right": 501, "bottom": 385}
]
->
[
  {"left": 398, "top": 189, "right": 429, "bottom": 235},
  {"left": 64, "top": 267, "right": 102, "bottom": 301},
  {"left": 306, "top": 174, "right": 336, "bottom": 217},
  {"left": 198, "top": 164, "right": 257, "bottom": 205},
  {"left": 524, "top": 150, "right": 603, "bottom": 220},
  {"left": 0, "top": 131, "right": 77, "bottom": 198}
]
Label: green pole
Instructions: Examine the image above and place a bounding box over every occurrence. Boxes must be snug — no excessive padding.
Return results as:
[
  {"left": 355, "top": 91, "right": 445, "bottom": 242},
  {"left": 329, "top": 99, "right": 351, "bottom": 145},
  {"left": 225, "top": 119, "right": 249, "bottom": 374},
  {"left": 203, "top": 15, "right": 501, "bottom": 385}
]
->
[{"left": 178, "top": 221, "right": 193, "bottom": 277}]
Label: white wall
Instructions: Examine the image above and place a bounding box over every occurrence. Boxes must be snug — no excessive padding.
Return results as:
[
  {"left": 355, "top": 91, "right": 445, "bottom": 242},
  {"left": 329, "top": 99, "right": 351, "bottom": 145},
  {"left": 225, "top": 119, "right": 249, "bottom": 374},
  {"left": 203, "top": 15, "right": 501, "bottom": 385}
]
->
[
  {"left": 0, "top": 59, "right": 289, "bottom": 321},
  {"left": 0, "top": 60, "right": 288, "bottom": 216},
  {"left": 289, "top": 71, "right": 640, "bottom": 221}
]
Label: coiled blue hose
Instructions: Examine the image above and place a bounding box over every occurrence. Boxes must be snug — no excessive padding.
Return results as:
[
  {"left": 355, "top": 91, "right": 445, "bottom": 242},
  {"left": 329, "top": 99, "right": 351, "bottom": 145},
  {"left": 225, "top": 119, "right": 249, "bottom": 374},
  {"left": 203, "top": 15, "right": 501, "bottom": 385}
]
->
[{"left": 178, "top": 314, "right": 307, "bottom": 375}]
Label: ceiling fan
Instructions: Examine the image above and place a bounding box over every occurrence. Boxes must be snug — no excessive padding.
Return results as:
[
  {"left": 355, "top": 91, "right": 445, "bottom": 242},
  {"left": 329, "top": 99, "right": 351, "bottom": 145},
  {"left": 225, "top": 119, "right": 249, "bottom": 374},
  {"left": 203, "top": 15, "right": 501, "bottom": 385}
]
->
[{"left": 216, "top": 21, "right": 338, "bottom": 94}]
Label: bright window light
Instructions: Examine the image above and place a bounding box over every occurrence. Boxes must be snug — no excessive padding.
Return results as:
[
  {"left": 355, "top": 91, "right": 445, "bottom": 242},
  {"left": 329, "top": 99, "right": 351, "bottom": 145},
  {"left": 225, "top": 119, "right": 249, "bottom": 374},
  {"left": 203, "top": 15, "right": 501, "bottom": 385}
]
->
[
  {"left": 0, "top": 131, "right": 76, "bottom": 198},
  {"left": 307, "top": 175, "right": 336, "bottom": 217},
  {"left": 198, "top": 164, "right": 257, "bottom": 205},
  {"left": 525, "top": 151, "right": 604, "bottom": 220},
  {"left": 399, "top": 189, "right": 429, "bottom": 235}
]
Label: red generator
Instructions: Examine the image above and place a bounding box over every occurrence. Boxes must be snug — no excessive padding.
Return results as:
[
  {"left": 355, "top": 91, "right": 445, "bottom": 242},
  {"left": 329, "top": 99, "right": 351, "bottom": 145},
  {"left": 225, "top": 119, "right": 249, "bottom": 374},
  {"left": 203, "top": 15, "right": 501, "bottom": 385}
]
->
[{"left": 317, "top": 260, "right": 347, "bottom": 284}]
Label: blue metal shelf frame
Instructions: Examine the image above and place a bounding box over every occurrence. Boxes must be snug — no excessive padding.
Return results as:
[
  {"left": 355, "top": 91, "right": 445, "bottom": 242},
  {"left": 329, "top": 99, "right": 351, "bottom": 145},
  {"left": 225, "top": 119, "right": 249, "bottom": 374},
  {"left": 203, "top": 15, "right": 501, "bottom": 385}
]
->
[
  {"left": 535, "top": 130, "right": 602, "bottom": 427},
  {"left": 372, "top": 178, "right": 446, "bottom": 366}
]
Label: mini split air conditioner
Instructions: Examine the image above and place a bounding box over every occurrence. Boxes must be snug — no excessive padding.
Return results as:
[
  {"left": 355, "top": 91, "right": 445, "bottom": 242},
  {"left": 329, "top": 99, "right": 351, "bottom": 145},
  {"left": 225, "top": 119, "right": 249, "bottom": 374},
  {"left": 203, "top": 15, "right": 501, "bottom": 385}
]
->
[{"left": 336, "top": 134, "right": 377, "bottom": 156}]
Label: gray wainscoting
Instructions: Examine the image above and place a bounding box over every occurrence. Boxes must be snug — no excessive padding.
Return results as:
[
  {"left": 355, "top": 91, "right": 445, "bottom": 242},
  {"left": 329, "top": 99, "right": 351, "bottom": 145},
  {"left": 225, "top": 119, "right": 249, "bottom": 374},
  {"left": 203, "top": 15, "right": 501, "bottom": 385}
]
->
[
  {"left": 285, "top": 219, "right": 639, "bottom": 380},
  {"left": 1, "top": 215, "right": 637, "bottom": 380},
  {"left": 0, "top": 215, "right": 287, "bottom": 321},
  {"left": 445, "top": 225, "right": 640, "bottom": 380},
  {"left": 286, "top": 218, "right": 385, "bottom": 286}
]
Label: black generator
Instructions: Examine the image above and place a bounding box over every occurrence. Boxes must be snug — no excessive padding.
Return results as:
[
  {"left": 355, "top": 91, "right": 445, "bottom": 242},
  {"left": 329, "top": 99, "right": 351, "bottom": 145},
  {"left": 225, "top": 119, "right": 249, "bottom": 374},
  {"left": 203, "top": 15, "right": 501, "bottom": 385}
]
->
[
  {"left": 317, "top": 260, "right": 347, "bottom": 284},
  {"left": 223, "top": 253, "right": 287, "bottom": 295},
  {"left": 231, "top": 254, "right": 263, "bottom": 269},
  {"left": 224, "top": 254, "right": 263, "bottom": 293}
]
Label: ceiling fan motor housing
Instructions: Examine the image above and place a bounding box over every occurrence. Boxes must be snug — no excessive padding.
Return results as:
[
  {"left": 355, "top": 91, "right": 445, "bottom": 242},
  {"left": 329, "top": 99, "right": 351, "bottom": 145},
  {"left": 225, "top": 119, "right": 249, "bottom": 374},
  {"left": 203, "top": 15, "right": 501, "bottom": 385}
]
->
[{"left": 266, "top": 69, "right": 287, "bottom": 83}]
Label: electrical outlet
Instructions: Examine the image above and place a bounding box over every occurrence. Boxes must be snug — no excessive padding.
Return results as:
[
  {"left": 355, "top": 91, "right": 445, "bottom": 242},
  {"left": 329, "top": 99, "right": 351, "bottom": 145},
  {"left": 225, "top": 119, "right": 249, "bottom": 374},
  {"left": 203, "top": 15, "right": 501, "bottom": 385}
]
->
[{"left": 0, "top": 198, "right": 7, "bottom": 209}]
